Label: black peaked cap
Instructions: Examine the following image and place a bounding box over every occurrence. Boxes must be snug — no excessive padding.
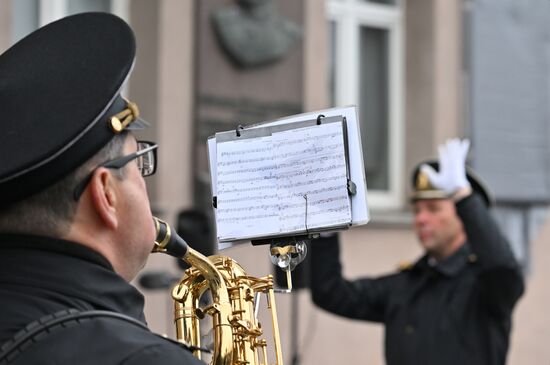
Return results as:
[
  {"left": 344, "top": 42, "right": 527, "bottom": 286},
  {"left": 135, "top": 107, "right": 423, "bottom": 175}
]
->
[{"left": 0, "top": 12, "right": 140, "bottom": 205}]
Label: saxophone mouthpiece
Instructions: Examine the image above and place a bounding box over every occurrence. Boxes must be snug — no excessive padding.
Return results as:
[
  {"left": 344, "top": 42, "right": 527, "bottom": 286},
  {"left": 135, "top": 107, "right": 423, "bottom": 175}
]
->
[{"left": 152, "top": 217, "right": 189, "bottom": 258}]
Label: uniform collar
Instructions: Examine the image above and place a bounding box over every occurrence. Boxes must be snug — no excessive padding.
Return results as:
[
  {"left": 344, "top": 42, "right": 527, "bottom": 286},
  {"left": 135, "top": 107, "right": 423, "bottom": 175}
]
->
[
  {"left": 0, "top": 232, "right": 113, "bottom": 268},
  {"left": 415, "top": 243, "right": 474, "bottom": 277},
  {"left": 0, "top": 233, "right": 146, "bottom": 322}
]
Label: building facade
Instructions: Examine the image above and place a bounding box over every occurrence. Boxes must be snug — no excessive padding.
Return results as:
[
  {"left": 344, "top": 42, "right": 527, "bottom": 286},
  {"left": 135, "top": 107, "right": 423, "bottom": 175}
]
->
[{"left": 1, "top": 0, "right": 549, "bottom": 363}]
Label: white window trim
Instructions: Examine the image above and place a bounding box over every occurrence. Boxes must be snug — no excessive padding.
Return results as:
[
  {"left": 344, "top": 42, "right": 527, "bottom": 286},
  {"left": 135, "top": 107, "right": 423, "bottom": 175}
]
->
[
  {"left": 39, "top": 0, "right": 67, "bottom": 26},
  {"left": 39, "top": 0, "right": 129, "bottom": 26},
  {"left": 327, "top": 0, "right": 404, "bottom": 210}
]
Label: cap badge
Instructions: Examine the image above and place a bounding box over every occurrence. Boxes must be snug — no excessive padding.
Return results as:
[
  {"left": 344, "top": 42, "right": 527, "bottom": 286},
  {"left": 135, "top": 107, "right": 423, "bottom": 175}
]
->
[
  {"left": 109, "top": 98, "right": 140, "bottom": 133},
  {"left": 416, "top": 170, "right": 431, "bottom": 191}
]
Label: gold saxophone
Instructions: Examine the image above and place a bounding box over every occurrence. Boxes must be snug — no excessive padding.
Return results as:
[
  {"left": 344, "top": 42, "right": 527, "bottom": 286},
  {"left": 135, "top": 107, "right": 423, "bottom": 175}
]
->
[{"left": 152, "top": 217, "right": 284, "bottom": 365}]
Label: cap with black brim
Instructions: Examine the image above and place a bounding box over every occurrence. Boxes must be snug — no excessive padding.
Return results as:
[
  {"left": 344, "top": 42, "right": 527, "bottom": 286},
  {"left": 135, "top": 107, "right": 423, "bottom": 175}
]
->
[
  {"left": 410, "top": 160, "right": 494, "bottom": 207},
  {"left": 0, "top": 12, "right": 147, "bottom": 205}
]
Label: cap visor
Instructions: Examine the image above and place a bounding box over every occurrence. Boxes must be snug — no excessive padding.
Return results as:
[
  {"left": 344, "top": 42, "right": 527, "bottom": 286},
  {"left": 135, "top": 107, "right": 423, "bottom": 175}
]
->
[{"left": 127, "top": 116, "right": 150, "bottom": 130}]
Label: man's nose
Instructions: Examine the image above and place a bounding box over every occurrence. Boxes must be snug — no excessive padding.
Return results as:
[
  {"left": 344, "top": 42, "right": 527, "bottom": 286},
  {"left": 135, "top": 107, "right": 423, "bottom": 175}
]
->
[{"left": 414, "top": 210, "right": 429, "bottom": 224}]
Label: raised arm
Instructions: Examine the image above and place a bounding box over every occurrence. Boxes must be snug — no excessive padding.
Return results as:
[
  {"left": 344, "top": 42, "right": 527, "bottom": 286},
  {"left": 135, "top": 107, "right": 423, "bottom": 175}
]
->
[{"left": 457, "top": 193, "right": 524, "bottom": 315}]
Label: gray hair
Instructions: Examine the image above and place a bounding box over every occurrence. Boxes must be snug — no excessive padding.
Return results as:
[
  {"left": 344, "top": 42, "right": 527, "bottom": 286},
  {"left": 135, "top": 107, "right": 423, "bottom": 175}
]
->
[{"left": 0, "top": 132, "right": 129, "bottom": 236}]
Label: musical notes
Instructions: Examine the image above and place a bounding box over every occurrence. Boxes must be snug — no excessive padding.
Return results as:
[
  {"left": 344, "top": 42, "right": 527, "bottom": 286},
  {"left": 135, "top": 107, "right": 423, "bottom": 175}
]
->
[
  {"left": 216, "top": 135, "right": 279, "bottom": 239},
  {"left": 273, "top": 123, "right": 351, "bottom": 233},
  {"left": 215, "top": 121, "right": 352, "bottom": 241}
]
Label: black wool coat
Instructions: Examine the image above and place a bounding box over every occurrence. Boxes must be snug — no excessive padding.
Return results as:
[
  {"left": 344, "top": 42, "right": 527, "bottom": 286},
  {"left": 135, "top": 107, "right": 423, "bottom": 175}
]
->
[
  {"left": 0, "top": 234, "right": 204, "bottom": 365},
  {"left": 310, "top": 194, "right": 525, "bottom": 365}
]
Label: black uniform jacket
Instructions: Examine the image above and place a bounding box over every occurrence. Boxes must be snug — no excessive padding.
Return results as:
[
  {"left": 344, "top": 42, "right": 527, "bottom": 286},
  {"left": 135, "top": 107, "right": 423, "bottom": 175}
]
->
[
  {"left": 310, "top": 194, "right": 525, "bottom": 365},
  {"left": 0, "top": 234, "right": 204, "bottom": 365}
]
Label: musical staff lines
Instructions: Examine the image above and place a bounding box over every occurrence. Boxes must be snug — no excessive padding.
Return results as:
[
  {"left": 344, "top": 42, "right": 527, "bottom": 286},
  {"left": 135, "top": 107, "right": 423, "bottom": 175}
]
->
[
  {"left": 272, "top": 130, "right": 342, "bottom": 149},
  {"left": 220, "top": 146, "right": 271, "bottom": 157},
  {"left": 215, "top": 122, "right": 352, "bottom": 241},
  {"left": 278, "top": 195, "right": 349, "bottom": 211}
]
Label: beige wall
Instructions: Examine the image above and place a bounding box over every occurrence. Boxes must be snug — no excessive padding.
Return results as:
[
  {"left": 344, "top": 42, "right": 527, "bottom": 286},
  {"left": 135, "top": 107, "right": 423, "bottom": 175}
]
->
[
  {"left": 129, "top": 0, "right": 195, "bottom": 223},
  {"left": 155, "top": 0, "right": 195, "bottom": 221},
  {"left": 131, "top": 0, "right": 196, "bottom": 332},
  {"left": 303, "top": 0, "right": 328, "bottom": 111},
  {"left": 508, "top": 218, "right": 550, "bottom": 364},
  {"left": 404, "top": 0, "right": 463, "bottom": 198}
]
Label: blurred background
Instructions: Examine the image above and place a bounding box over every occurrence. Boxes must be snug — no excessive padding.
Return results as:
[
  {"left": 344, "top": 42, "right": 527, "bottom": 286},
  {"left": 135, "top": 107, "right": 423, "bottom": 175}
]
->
[{"left": 1, "top": 0, "right": 549, "bottom": 363}]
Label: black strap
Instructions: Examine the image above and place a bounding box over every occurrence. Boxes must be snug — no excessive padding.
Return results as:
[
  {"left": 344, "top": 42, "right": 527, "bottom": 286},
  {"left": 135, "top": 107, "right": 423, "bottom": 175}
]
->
[{"left": 0, "top": 309, "right": 149, "bottom": 364}]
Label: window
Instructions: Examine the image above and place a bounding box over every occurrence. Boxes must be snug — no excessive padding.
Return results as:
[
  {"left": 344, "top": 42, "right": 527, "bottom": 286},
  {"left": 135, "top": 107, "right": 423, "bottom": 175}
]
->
[
  {"left": 12, "top": 0, "right": 131, "bottom": 97},
  {"left": 327, "top": 0, "right": 403, "bottom": 209},
  {"left": 12, "top": 0, "right": 129, "bottom": 43},
  {"left": 11, "top": 0, "right": 39, "bottom": 43}
]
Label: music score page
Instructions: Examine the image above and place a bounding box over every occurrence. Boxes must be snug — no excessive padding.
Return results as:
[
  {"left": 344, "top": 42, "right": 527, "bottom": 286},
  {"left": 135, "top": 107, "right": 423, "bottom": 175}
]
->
[{"left": 215, "top": 122, "right": 351, "bottom": 242}]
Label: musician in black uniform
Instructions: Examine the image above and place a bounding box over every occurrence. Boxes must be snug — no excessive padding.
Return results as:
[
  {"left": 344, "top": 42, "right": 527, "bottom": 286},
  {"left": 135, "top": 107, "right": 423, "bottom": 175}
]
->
[
  {"left": 0, "top": 13, "right": 203, "bottom": 365},
  {"left": 310, "top": 139, "right": 524, "bottom": 365}
]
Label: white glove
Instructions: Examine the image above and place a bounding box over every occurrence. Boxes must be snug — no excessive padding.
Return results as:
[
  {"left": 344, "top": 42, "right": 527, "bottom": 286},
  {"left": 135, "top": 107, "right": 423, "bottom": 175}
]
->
[{"left": 420, "top": 138, "right": 471, "bottom": 195}]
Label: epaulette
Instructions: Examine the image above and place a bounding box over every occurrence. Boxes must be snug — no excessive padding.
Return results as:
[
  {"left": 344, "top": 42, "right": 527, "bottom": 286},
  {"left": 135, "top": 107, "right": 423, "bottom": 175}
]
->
[{"left": 397, "top": 260, "right": 414, "bottom": 271}]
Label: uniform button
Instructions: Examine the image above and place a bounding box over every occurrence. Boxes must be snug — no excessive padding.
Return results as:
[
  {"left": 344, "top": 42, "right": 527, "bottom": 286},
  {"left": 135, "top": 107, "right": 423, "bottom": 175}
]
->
[
  {"left": 468, "top": 254, "right": 478, "bottom": 263},
  {"left": 405, "top": 325, "right": 415, "bottom": 334}
]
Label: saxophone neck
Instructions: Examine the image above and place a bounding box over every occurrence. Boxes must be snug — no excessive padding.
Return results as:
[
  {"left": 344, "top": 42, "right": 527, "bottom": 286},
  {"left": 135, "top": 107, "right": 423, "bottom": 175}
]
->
[{"left": 152, "top": 217, "right": 230, "bottom": 304}]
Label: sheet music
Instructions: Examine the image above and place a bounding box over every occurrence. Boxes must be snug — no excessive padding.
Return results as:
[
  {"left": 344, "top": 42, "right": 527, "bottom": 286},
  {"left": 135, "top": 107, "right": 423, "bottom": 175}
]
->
[
  {"left": 252, "top": 106, "right": 369, "bottom": 226},
  {"left": 273, "top": 123, "right": 351, "bottom": 232},
  {"left": 216, "top": 136, "right": 280, "bottom": 240},
  {"left": 215, "top": 121, "right": 352, "bottom": 242}
]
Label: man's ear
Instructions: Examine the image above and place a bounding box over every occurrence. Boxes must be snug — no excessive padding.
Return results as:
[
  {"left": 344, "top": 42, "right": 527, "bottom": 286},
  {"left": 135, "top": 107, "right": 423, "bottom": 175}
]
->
[{"left": 89, "top": 168, "right": 119, "bottom": 230}]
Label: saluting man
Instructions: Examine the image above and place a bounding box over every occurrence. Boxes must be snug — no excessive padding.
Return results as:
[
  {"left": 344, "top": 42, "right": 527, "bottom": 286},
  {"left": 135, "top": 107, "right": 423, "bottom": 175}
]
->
[
  {"left": 0, "top": 13, "right": 203, "bottom": 365},
  {"left": 309, "top": 139, "right": 524, "bottom": 365}
]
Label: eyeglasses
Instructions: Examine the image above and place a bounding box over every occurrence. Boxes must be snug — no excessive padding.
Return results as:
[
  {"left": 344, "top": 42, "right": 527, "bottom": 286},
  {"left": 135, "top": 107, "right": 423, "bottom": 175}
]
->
[{"left": 73, "top": 141, "right": 158, "bottom": 201}]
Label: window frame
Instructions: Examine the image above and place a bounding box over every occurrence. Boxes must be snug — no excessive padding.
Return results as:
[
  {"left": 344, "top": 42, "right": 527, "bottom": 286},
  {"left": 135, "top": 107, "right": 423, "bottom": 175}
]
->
[
  {"left": 327, "top": 0, "right": 404, "bottom": 209},
  {"left": 38, "top": 0, "right": 129, "bottom": 26}
]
